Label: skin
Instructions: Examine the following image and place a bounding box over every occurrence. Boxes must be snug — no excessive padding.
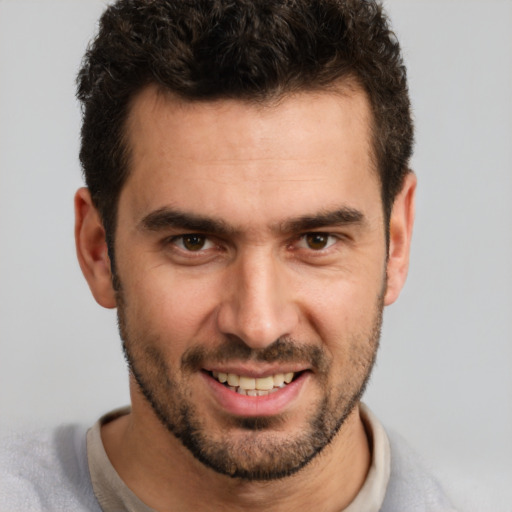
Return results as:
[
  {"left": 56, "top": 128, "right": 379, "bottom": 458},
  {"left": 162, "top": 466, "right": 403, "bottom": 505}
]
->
[{"left": 75, "top": 84, "right": 416, "bottom": 511}]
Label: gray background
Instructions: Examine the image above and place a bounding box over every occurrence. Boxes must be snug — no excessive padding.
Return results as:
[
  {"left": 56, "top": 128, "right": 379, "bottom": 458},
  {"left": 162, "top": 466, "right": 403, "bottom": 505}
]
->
[{"left": 1, "top": 1, "right": 511, "bottom": 510}]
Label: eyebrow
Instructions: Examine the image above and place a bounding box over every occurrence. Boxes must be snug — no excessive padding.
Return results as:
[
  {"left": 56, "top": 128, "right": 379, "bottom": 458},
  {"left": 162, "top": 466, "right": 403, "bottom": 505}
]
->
[
  {"left": 139, "top": 206, "right": 365, "bottom": 236},
  {"left": 276, "top": 207, "right": 365, "bottom": 234},
  {"left": 140, "top": 208, "right": 236, "bottom": 236}
]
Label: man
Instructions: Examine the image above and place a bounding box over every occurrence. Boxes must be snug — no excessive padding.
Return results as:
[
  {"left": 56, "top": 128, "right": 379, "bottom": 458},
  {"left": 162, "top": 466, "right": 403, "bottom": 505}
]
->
[{"left": 0, "top": 0, "right": 456, "bottom": 510}]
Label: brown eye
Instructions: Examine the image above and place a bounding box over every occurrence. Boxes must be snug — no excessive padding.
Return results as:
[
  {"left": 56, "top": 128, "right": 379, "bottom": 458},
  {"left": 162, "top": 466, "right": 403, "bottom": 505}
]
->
[
  {"left": 181, "top": 234, "right": 207, "bottom": 251},
  {"left": 305, "top": 233, "right": 330, "bottom": 250}
]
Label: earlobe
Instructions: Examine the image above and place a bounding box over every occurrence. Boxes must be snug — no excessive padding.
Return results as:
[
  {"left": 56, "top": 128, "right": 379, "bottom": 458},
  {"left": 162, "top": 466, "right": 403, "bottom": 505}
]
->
[
  {"left": 74, "top": 188, "right": 117, "bottom": 309},
  {"left": 384, "top": 172, "right": 417, "bottom": 306}
]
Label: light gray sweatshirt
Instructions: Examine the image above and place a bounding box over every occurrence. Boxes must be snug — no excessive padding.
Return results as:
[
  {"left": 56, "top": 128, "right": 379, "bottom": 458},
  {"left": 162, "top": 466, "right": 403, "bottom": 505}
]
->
[{"left": 0, "top": 422, "right": 456, "bottom": 512}]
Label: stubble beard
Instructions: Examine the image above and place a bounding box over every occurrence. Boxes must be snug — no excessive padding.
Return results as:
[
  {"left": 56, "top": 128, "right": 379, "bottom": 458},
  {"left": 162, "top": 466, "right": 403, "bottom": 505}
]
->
[{"left": 116, "top": 288, "right": 383, "bottom": 481}]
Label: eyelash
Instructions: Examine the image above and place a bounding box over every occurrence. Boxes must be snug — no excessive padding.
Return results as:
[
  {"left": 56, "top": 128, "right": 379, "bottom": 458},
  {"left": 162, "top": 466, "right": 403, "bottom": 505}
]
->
[
  {"left": 169, "top": 234, "right": 216, "bottom": 252},
  {"left": 165, "top": 232, "right": 341, "bottom": 254},
  {"left": 294, "top": 233, "right": 338, "bottom": 251}
]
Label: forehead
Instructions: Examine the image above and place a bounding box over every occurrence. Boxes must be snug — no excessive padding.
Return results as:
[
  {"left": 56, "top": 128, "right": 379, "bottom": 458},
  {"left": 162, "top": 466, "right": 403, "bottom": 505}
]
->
[{"left": 119, "top": 84, "right": 380, "bottom": 228}]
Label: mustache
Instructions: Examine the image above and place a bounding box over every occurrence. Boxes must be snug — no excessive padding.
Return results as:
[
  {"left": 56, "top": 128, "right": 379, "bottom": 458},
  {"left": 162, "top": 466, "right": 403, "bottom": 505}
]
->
[{"left": 181, "top": 336, "right": 329, "bottom": 373}]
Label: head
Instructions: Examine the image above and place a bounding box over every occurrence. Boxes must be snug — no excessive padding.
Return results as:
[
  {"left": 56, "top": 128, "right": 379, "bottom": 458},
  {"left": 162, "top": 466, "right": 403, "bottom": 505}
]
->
[
  {"left": 77, "top": 0, "right": 413, "bottom": 260},
  {"left": 75, "top": 0, "right": 415, "bottom": 482}
]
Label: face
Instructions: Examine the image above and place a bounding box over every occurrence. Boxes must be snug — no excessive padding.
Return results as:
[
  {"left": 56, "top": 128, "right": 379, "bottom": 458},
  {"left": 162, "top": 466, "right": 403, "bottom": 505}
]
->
[{"left": 110, "top": 86, "right": 391, "bottom": 480}]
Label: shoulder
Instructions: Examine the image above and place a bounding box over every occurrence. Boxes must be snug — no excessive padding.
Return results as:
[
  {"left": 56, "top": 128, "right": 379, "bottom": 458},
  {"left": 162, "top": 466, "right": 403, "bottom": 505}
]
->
[
  {"left": 0, "top": 424, "right": 102, "bottom": 512},
  {"left": 381, "top": 430, "right": 458, "bottom": 512}
]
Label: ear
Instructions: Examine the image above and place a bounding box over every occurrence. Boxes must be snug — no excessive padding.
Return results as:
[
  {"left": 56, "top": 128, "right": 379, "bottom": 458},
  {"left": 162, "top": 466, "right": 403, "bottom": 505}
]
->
[
  {"left": 384, "top": 172, "right": 417, "bottom": 306},
  {"left": 74, "top": 187, "right": 117, "bottom": 309}
]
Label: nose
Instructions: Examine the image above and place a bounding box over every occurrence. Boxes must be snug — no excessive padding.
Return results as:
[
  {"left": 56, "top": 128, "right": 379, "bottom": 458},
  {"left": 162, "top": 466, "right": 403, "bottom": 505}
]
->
[{"left": 216, "top": 249, "right": 299, "bottom": 349}]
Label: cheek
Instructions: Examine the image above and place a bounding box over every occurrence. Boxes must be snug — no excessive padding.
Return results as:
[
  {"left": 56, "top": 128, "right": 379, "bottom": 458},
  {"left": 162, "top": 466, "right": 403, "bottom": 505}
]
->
[
  {"left": 121, "top": 265, "right": 222, "bottom": 350},
  {"left": 298, "top": 270, "right": 384, "bottom": 369},
  {"left": 303, "top": 272, "right": 383, "bottom": 328}
]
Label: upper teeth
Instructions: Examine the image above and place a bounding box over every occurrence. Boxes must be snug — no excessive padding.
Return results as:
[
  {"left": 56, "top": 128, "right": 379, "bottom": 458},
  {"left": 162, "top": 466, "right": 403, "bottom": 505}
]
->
[{"left": 212, "top": 371, "right": 295, "bottom": 391}]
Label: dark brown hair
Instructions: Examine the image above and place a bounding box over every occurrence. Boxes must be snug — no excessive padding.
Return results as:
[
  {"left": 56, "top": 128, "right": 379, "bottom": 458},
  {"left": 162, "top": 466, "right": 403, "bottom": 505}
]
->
[{"left": 77, "top": 0, "right": 413, "bottom": 252}]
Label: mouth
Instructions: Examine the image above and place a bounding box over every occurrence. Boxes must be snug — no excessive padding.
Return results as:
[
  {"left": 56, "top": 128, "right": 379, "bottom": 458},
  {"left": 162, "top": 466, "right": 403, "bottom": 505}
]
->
[{"left": 207, "top": 370, "right": 302, "bottom": 397}]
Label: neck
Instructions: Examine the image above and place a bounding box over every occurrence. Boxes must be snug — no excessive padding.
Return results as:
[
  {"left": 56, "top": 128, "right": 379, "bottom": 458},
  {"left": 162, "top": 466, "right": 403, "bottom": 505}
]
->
[{"left": 101, "top": 399, "right": 371, "bottom": 512}]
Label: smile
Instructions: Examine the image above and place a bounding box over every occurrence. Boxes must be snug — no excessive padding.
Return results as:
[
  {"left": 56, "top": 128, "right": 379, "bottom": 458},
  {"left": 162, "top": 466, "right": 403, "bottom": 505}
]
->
[
  {"left": 203, "top": 368, "right": 309, "bottom": 416},
  {"left": 210, "top": 371, "right": 296, "bottom": 396}
]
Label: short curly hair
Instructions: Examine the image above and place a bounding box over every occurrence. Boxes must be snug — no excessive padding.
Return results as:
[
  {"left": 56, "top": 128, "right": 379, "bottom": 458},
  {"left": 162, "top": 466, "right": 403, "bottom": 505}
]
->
[{"left": 77, "top": 0, "right": 413, "bottom": 251}]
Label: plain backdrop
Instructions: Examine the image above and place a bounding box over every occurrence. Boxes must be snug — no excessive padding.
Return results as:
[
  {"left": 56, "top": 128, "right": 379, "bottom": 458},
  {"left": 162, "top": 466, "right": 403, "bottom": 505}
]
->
[{"left": 1, "top": 1, "right": 511, "bottom": 510}]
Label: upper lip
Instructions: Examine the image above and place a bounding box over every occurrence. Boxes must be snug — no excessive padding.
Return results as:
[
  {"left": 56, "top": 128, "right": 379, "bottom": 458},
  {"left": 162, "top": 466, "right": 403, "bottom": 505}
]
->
[{"left": 202, "top": 364, "right": 310, "bottom": 378}]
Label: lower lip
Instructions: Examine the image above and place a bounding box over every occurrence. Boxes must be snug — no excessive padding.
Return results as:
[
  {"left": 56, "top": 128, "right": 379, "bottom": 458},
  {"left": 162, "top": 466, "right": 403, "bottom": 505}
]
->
[{"left": 202, "top": 371, "right": 309, "bottom": 417}]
